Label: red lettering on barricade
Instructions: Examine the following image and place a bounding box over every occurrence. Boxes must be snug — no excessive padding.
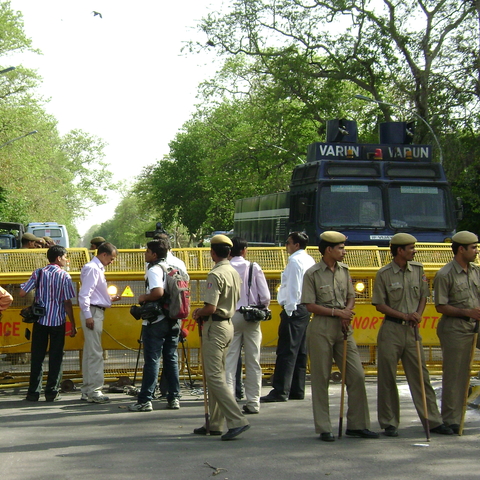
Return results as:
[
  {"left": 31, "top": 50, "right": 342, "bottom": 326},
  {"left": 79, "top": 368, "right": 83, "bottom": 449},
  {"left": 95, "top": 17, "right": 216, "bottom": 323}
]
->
[
  {"left": 371, "top": 317, "right": 379, "bottom": 329},
  {"left": 420, "top": 317, "right": 429, "bottom": 329},
  {"left": 361, "top": 317, "right": 370, "bottom": 329},
  {"left": 352, "top": 317, "right": 361, "bottom": 329},
  {"left": 0, "top": 321, "right": 22, "bottom": 337},
  {"left": 182, "top": 318, "right": 197, "bottom": 332},
  {"left": 2, "top": 322, "right": 12, "bottom": 336},
  {"left": 431, "top": 316, "right": 439, "bottom": 329}
]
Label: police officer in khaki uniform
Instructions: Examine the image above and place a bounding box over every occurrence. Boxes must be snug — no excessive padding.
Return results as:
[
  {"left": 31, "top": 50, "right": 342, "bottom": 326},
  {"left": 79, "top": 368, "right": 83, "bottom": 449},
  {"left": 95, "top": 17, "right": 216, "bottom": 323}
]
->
[
  {"left": 372, "top": 233, "right": 452, "bottom": 437},
  {"left": 434, "top": 230, "right": 480, "bottom": 434},
  {"left": 302, "top": 231, "right": 378, "bottom": 442},
  {"left": 192, "top": 234, "right": 250, "bottom": 441}
]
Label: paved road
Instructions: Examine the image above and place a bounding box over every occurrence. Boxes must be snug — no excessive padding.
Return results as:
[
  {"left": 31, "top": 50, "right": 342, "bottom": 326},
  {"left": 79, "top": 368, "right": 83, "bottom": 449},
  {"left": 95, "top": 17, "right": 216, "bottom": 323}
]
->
[{"left": 1, "top": 377, "right": 479, "bottom": 480}]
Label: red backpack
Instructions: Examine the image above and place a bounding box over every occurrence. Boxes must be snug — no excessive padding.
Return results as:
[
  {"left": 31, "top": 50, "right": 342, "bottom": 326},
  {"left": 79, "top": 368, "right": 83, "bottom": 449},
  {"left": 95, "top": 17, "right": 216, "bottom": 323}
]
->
[{"left": 158, "top": 264, "right": 190, "bottom": 319}]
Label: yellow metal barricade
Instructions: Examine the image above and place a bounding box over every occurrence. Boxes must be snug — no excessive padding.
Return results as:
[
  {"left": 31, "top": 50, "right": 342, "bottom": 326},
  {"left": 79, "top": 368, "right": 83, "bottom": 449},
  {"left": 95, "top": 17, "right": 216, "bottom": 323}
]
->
[{"left": 1, "top": 245, "right": 479, "bottom": 385}]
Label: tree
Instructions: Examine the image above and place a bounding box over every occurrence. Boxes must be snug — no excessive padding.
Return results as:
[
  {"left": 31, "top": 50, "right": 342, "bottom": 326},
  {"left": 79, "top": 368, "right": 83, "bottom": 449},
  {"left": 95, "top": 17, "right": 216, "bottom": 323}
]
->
[
  {"left": 194, "top": 0, "right": 478, "bottom": 157},
  {"left": 0, "top": 2, "right": 116, "bottom": 243},
  {"left": 91, "top": 193, "right": 152, "bottom": 249}
]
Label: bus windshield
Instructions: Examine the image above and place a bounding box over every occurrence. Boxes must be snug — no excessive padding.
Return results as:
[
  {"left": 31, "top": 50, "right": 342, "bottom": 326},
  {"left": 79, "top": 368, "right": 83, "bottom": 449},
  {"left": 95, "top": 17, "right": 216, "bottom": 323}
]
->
[
  {"left": 319, "top": 185, "right": 385, "bottom": 227},
  {"left": 387, "top": 185, "right": 451, "bottom": 230}
]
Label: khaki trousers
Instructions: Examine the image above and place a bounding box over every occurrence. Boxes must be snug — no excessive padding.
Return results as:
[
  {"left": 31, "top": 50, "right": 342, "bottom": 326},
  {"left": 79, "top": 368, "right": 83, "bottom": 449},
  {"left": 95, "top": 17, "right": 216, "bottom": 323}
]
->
[
  {"left": 377, "top": 320, "right": 443, "bottom": 429},
  {"left": 225, "top": 311, "right": 263, "bottom": 411},
  {"left": 437, "top": 317, "right": 480, "bottom": 426},
  {"left": 202, "top": 318, "right": 248, "bottom": 431},
  {"left": 80, "top": 307, "right": 105, "bottom": 397},
  {"left": 307, "top": 316, "right": 370, "bottom": 434}
]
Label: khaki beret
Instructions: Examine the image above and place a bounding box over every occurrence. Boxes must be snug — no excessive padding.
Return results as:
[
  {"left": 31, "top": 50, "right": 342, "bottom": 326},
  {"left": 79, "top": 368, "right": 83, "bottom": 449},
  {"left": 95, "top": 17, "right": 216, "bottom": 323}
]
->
[
  {"left": 22, "top": 233, "right": 39, "bottom": 242},
  {"left": 210, "top": 234, "right": 233, "bottom": 247},
  {"left": 452, "top": 231, "right": 478, "bottom": 245},
  {"left": 91, "top": 236, "right": 106, "bottom": 245},
  {"left": 43, "top": 236, "right": 54, "bottom": 243},
  {"left": 390, "top": 233, "right": 417, "bottom": 246},
  {"left": 320, "top": 231, "right": 346, "bottom": 243}
]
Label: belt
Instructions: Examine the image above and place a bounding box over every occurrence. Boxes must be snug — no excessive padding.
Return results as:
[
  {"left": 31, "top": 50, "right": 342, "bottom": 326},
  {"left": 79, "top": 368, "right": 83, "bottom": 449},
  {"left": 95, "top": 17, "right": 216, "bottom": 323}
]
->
[
  {"left": 91, "top": 305, "right": 106, "bottom": 311},
  {"left": 384, "top": 315, "right": 409, "bottom": 326},
  {"left": 211, "top": 314, "right": 229, "bottom": 322},
  {"left": 459, "top": 316, "right": 474, "bottom": 323}
]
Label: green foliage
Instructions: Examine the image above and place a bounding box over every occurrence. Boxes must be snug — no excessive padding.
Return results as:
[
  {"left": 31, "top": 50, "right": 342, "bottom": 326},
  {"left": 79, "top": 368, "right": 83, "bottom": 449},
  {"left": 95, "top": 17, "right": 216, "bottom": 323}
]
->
[
  {"left": 90, "top": 194, "right": 153, "bottom": 249},
  {"left": 0, "top": 2, "right": 115, "bottom": 243},
  {"left": 195, "top": 0, "right": 479, "bottom": 152}
]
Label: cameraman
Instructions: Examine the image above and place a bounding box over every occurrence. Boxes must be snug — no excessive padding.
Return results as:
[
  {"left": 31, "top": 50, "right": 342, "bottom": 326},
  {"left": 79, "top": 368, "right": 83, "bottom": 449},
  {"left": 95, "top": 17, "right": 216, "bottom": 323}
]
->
[
  {"left": 128, "top": 238, "right": 181, "bottom": 412},
  {"left": 226, "top": 237, "right": 270, "bottom": 414}
]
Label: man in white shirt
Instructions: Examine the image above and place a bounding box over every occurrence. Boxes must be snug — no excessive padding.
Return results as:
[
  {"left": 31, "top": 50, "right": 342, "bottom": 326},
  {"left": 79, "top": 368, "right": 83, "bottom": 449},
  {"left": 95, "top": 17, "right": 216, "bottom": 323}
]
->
[
  {"left": 226, "top": 237, "right": 271, "bottom": 414},
  {"left": 78, "top": 242, "right": 121, "bottom": 403},
  {"left": 154, "top": 233, "right": 187, "bottom": 399},
  {"left": 261, "top": 232, "right": 315, "bottom": 402},
  {"left": 128, "top": 238, "right": 181, "bottom": 412}
]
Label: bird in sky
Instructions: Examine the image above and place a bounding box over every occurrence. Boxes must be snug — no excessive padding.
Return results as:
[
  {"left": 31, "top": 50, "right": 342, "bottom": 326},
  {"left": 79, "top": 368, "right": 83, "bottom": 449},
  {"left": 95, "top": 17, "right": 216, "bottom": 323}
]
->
[{"left": 92, "top": 11, "right": 103, "bottom": 18}]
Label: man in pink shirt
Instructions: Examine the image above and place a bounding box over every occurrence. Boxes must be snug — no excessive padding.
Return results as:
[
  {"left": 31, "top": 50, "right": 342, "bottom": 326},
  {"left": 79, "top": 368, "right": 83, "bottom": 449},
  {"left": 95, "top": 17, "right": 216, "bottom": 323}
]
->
[
  {"left": 78, "top": 242, "right": 121, "bottom": 403},
  {"left": 226, "top": 237, "right": 271, "bottom": 414}
]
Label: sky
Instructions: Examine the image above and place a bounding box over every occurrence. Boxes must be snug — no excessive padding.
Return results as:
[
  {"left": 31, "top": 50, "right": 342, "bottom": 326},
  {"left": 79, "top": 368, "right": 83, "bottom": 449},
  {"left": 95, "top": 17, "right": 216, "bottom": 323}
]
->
[{"left": 6, "top": 0, "right": 224, "bottom": 236}]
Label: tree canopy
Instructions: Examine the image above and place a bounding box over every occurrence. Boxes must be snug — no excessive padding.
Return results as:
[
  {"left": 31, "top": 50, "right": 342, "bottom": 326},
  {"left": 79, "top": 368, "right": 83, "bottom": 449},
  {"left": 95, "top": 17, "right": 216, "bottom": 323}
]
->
[{"left": 0, "top": 1, "right": 116, "bottom": 244}]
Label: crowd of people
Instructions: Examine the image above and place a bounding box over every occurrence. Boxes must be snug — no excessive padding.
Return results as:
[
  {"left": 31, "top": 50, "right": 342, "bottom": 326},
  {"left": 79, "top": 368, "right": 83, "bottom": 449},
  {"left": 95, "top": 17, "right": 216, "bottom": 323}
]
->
[{"left": 1, "top": 229, "right": 479, "bottom": 442}]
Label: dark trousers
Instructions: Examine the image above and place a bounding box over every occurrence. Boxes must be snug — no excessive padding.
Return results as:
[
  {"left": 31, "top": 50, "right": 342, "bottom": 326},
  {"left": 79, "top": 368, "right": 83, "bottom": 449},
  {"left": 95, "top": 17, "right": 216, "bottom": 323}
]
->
[
  {"left": 270, "top": 305, "right": 309, "bottom": 399},
  {"left": 159, "top": 327, "right": 181, "bottom": 398},
  {"left": 138, "top": 319, "right": 180, "bottom": 404},
  {"left": 28, "top": 322, "right": 66, "bottom": 399}
]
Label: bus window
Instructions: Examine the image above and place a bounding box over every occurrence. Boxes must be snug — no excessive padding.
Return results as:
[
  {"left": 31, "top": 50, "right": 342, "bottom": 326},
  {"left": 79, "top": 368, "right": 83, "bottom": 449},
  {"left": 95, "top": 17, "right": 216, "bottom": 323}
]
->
[
  {"left": 319, "top": 185, "right": 384, "bottom": 227},
  {"left": 387, "top": 186, "right": 451, "bottom": 230}
]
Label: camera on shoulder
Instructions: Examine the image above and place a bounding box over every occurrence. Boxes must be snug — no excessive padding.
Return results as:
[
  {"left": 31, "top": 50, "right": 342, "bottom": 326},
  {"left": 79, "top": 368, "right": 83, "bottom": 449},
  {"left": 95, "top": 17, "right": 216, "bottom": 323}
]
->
[{"left": 239, "top": 304, "right": 272, "bottom": 322}]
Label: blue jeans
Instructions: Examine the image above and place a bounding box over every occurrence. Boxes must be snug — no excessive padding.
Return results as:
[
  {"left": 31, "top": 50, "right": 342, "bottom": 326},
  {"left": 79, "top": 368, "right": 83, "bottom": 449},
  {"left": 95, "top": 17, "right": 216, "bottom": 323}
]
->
[{"left": 138, "top": 319, "right": 180, "bottom": 403}]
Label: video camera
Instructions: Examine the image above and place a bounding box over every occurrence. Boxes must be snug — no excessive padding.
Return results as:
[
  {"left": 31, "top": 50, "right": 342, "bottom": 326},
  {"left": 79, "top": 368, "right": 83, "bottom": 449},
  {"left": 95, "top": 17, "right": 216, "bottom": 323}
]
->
[
  {"left": 239, "top": 305, "right": 272, "bottom": 322},
  {"left": 130, "top": 301, "right": 164, "bottom": 322},
  {"left": 145, "top": 222, "right": 168, "bottom": 239}
]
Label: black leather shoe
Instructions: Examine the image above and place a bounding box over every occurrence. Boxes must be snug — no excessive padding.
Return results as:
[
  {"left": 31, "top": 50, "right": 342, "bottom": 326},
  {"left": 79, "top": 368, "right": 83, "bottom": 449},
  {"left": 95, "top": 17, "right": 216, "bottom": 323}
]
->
[
  {"left": 345, "top": 429, "right": 379, "bottom": 439},
  {"left": 260, "top": 394, "right": 287, "bottom": 403},
  {"left": 25, "top": 394, "right": 39, "bottom": 402},
  {"left": 384, "top": 425, "right": 398, "bottom": 437},
  {"left": 448, "top": 424, "right": 460, "bottom": 434},
  {"left": 430, "top": 424, "right": 454, "bottom": 435},
  {"left": 319, "top": 432, "right": 335, "bottom": 442},
  {"left": 193, "top": 426, "right": 222, "bottom": 436},
  {"left": 221, "top": 424, "right": 250, "bottom": 441},
  {"left": 242, "top": 405, "right": 259, "bottom": 414},
  {"left": 288, "top": 394, "right": 305, "bottom": 400}
]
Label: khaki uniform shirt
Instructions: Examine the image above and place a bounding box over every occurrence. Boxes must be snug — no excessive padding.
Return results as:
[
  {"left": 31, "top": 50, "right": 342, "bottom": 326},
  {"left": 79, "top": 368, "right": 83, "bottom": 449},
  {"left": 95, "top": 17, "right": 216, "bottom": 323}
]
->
[
  {"left": 434, "top": 259, "right": 480, "bottom": 311},
  {"left": 301, "top": 259, "right": 355, "bottom": 316},
  {"left": 204, "top": 259, "right": 241, "bottom": 319},
  {"left": 372, "top": 261, "right": 429, "bottom": 313}
]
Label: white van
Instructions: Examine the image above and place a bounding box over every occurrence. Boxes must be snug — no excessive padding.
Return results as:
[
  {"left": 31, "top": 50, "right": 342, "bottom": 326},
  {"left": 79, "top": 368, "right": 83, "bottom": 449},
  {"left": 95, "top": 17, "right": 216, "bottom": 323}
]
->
[{"left": 26, "top": 222, "right": 69, "bottom": 248}]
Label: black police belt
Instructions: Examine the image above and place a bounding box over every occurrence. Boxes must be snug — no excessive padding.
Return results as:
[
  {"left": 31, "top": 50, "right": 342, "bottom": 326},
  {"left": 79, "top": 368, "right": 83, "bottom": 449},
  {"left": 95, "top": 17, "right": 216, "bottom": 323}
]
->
[
  {"left": 384, "top": 315, "right": 409, "bottom": 326},
  {"left": 457, "top": 315, "right": 475, "bottom": 323},
  {"left": 210, "top": 313, "right": 230, "bottom": 322}
]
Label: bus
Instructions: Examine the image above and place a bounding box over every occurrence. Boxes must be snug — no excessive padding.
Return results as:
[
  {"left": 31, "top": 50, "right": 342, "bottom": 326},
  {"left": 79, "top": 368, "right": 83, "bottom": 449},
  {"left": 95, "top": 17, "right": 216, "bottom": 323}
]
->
[{"left": 234, "top": 120, "right": 461, "bottom": 246}]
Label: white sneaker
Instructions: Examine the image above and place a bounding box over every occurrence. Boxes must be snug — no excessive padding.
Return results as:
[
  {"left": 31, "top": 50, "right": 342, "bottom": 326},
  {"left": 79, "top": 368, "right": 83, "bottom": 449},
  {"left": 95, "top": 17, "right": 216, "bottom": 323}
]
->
[
  {"left": 128, "top": 401, "right": 153, "bottom": 412},
  {"left": 80, "top": 393, "right": 88, "bottom": 401},
  {"left": 167, "top": 398, "right": 180, "bottom": 410},
  {"left": 88, "top": 395, "right": 110, "bottom": 404}
]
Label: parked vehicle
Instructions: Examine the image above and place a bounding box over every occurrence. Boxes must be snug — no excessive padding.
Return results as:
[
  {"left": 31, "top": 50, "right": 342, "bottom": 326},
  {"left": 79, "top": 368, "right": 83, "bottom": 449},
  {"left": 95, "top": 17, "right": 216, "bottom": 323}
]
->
[
  {"left": 26, "top": 222, "right": 69, "bottom": 248},
  {"left": 234, "top": 119, "right": 461, "bottom": 246}
]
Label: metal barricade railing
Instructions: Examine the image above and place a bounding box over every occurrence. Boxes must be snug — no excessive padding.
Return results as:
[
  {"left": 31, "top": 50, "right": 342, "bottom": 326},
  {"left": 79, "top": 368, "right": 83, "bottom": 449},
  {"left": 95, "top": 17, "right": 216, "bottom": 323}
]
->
[{"left": 1, "top": 245, "right": 480, "bottom": 387}]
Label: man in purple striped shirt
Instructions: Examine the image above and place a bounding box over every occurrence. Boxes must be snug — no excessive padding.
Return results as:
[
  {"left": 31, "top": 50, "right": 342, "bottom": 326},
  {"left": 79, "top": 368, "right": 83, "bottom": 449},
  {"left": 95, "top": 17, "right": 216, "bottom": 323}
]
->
[
  {"left": 20, "top": 245, "right": 77, "bottom": 402},
  {"left": 78, "top": 242, "right": 121, "bottom": 403}
]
